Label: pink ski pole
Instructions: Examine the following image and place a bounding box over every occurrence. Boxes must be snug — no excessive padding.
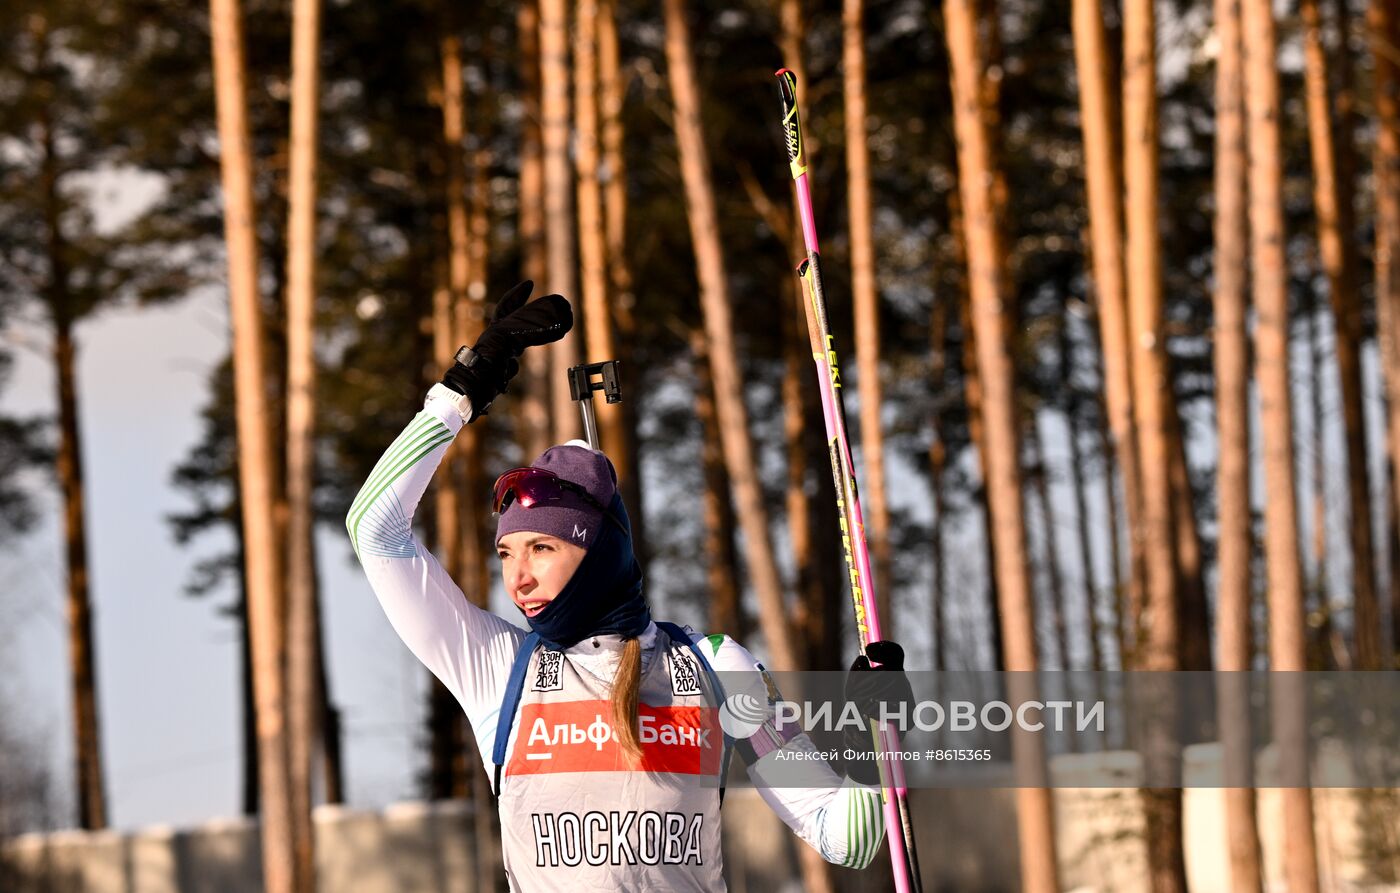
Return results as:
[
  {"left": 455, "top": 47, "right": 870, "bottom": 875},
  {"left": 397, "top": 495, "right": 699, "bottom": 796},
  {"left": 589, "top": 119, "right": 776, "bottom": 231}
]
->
[{"left": 775, "top": 68, "right": 923, "bottom": 893}]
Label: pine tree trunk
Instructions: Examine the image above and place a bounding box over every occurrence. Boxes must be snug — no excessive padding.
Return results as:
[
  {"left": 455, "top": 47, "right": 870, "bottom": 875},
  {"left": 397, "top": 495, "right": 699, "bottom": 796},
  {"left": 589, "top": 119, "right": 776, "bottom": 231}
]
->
[
  {"left": 284, "top": 0, "right": 322, "bottom": 884},
  {"left": 944, "top": 0, "right": 1060, "bottom": 886},
  {"left": 33, "top": 14, "right": 109, "bottom": 828},
  {"left": 53, "top": 317, "right": 107, "bottom": 831},
  {"left": 426, "top": 678, "right": 469, "bottom": 800},
  {"left": 1241, "top": 0, "right": 1323, "bottom": 882},
  {"left": 662, "top": 0, "right": 799, "bottom": 673},
  {"left": 1122, "top": 0, "right": 1188, "bottom": 883},
  {"left": 976, "top": 0, "right": 1012, "bottom": 266},
  {"left": 434, "top": 33, "right": 467, "bottom": 594},
  {"left": 1301, "top": 0, "right": 1382, "bottom": 668},
  {"left": 1096, "top": 405, "right": 1128, "bottom": 668},
  {"left": 239, "top": 584, "right": 260, "bottom": 815},
  {"left": 1308, "top": 305, "right": 1327, "bottom": 661},
  {"left": 930, "top": 297, "right": 950, "bottom": 672},
  {"left": 735, "top": 114, "right": 846, "bottom": 669},
  {"left": 1166, "top": 409, "right": 1210, "bottom": 670},
  {"left": 696, "top": 116, "right": 836, "bottom": 674},
  {"left": 1070, "top": 0, "right": 1147, "bottom": 668},
  {"left": 1390, "top": 465, "right": 1400, "bottom": 666},
  {"left": 1333, "top": 0, "right": 1362, "bottom": 208},
  {"left": 598, "top": 0, "right": 647, "bottom": 572},
  {"left": 775, "top": 0, "right": 844, "bottom": 684},
  {"left": 443, "top": 36, "right": 489, "bottom": 611},
  {"left": 776, "top": 274, "right": 845, "bottom": 676},
  {"left": 574, "top": 0, "right": 625, "bottom": 467},
  {"left": 209, "top": 0, "right": 295, "bottom": 888},
  {"left": 737, "top": 146, "right": 831, "bottom": 671},
  {"left": 803, "top": 379, "right": 845, "bottom": 672},
  {"left": 468, "top": 101, "right": 491, "bottom": 326},
  {"left": 1370, "top": 0, "right": 1400, "bottom": 670},
  {"left": 1030, "top": 420, "right": 1071, "bottom": 670},
  {"left": 782, "top": 280, "right": 818, "bottom": 666},
  {"left": 438, "top": 39, "right": 498, "bottom": 885},
  {"left": 465, "top": 140, "right": 492, "bottom": 611},
  {"left": 929, "top": 296, "right": 952, "bottom": 674},
  {"left": 312, "top": 490, "right": 339, "bottom": 810},
  {"left": 431, "top": 275, "right": 464, "bottom": 581},
  {"left": 540, "top": 0, "right": 581, "bottom": 442},
  {"left": 1211, "top": 0, "right": 1263, "bottom": 874},
  {"left": 473, "top": 95, "right": 502, "bottom": 893},
  {"left": 694, "top": 330, "right": 745, "bottom": 642},
  {"left": 599, "top": 0, "right": 631, "bottom": 317},
  {"left": 265, "top": 156, "right": 293, "bottom": 658},
  {"left": 574, "top": 0, "right": 607, "bottom": 386},
  {"left": 316, "top": 647, "right": 342, "bottom": 806},
  {"left": 1060, "top": 325, "right": 1105, "bottom": 674},
  {"left": 949, "top": 188, "right": 1008, "bottom": 671},
  {"left": 320, "top": 701, "right": 342, "bottom": 804},
  {"left": 517, "top": 0, "right": 551, "bottom": 461},
  {"left": 1062, "top": 338, "right": 1110, "bottom": 745},
  {"left": 842, "top": 0, "right": 893, "bottom": 629},
  {"left": 440, "top": 34, "right": 489, "bottom": 656},
  {"left": 1075, "top": 309, "right": 1127, "bottom": 668},
  {"left": 467, "top": 61, "right": 501, "bottom": 890},
  {"left": 441, "top": 34, "right": 471, "bottom": 348},
  {"left": 227, "top": 474, "right": 258, "bottom": 817},
  {"left": 424, "top": 284, "right": 457, "bottom": 815},
  {"left": 1332, "top": 0, "right": 1364, "bottom": 574}
]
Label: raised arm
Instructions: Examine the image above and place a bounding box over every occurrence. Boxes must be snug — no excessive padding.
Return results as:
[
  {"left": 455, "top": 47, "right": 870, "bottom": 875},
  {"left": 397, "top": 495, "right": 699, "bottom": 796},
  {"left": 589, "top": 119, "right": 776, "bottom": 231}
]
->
[
  {"left": 346, "top": 393, "right": 525, "bottom": 748},
  {"left": 346, "top": 279, "right": 574, "bottom": 756}
]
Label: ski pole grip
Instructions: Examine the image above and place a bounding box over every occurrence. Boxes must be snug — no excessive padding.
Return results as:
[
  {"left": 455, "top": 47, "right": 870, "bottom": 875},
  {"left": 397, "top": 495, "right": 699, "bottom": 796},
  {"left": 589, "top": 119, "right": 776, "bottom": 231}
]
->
[{"left": 774, "top": 69, "right": 807, "bottom": 179}]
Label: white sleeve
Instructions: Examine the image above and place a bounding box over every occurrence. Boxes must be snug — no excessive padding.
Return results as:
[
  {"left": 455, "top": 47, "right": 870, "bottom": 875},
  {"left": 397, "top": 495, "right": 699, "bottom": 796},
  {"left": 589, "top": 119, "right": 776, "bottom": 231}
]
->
[
  {"left": 346, "top": 394, "right": 526, "bottom": 771},
  {"left": 695, "top": 632, "right": 887, "bottom": 869}
]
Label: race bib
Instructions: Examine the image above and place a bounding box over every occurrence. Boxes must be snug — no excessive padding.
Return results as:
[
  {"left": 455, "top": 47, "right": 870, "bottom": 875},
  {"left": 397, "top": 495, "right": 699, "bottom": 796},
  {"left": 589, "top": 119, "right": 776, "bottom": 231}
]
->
[{"left": 533, "top": 650, "right": 565, "bottom": 692}]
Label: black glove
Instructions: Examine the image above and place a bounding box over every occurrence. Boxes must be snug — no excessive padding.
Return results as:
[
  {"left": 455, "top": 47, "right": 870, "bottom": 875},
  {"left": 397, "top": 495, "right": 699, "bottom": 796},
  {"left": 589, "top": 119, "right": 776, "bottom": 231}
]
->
[
  {"left": 843, "top": 640, "right": 913, "bottom": 785},
  {"left": 441, "top": 280, "right": 573, "bottom": 420}
]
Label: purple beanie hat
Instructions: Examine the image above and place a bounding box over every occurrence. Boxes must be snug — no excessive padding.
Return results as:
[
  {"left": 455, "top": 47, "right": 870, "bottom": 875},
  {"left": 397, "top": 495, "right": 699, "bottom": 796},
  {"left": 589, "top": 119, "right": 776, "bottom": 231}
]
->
[{"left": 495, "top": 440, "right": 618, "bottom": 549}]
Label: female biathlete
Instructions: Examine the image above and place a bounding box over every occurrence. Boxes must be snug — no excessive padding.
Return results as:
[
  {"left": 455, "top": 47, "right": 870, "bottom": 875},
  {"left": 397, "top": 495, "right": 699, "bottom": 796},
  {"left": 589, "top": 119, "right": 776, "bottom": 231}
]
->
[{"left": 347, "top": 281, "right": 908, "bottom": 890}]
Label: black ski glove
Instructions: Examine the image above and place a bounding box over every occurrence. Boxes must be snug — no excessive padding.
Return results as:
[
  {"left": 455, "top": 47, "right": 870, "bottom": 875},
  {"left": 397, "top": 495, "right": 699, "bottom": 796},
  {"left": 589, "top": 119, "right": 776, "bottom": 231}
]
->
[
  {"left": 441, "top": 280, "right": 573, "bottom": 420},
  {"left": 843, "top": 640, "right": 913, "bottom": 785}
]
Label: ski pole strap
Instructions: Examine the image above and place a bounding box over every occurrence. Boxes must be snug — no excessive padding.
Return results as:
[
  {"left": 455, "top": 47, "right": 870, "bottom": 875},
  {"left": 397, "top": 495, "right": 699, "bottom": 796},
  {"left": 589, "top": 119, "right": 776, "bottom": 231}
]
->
[
  {"left": 492, "top": 631, "right": 542, "bottom": 796},
  {"left": 655, "top": 621, "right": 734, "bottom": 804}
]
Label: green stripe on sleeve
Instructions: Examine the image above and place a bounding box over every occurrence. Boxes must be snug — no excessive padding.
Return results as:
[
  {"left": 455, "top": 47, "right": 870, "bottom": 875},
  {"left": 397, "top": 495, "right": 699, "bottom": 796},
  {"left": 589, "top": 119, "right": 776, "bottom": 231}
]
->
[
  {"left": 349, "top": 429, "right": 453, "bottom": 554},
  {"left": 348, "top": 422, "right": 454, "bottom": 554},
  {"left": 856, "top": 795, "right": 879, "bottom": 873},
  {"left": 845, "top": 788, "right": 880, "bottom": 868},
  {"left": 348, "top": 414, "right": 440, "bottom": 518},
  {"left": 847, "top": 790, "right": 860, "bottom": 867}
]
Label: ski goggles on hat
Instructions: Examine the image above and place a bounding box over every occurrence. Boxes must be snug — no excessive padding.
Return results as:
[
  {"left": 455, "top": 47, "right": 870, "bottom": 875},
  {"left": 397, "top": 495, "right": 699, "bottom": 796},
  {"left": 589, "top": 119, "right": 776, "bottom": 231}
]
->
[{"left": 491, "top": 467, "right": 628, "bottom": 534}]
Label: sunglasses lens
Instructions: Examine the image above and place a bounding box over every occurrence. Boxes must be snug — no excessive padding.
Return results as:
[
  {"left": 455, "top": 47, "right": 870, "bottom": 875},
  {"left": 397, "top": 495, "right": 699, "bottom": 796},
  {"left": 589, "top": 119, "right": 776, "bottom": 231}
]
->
[{"left": 492, "top": 468, "right": 565, "bottom": 514}]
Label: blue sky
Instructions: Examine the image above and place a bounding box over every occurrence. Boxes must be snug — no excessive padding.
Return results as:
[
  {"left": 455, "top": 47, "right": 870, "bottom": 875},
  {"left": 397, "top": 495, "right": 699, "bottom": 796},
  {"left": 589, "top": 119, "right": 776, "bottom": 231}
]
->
[
  {"left": 0, "top": 170, "right": 500, "bottom": 831},
  {"left": 1, "top": 291, "right": 457, "bottom": 831}
]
